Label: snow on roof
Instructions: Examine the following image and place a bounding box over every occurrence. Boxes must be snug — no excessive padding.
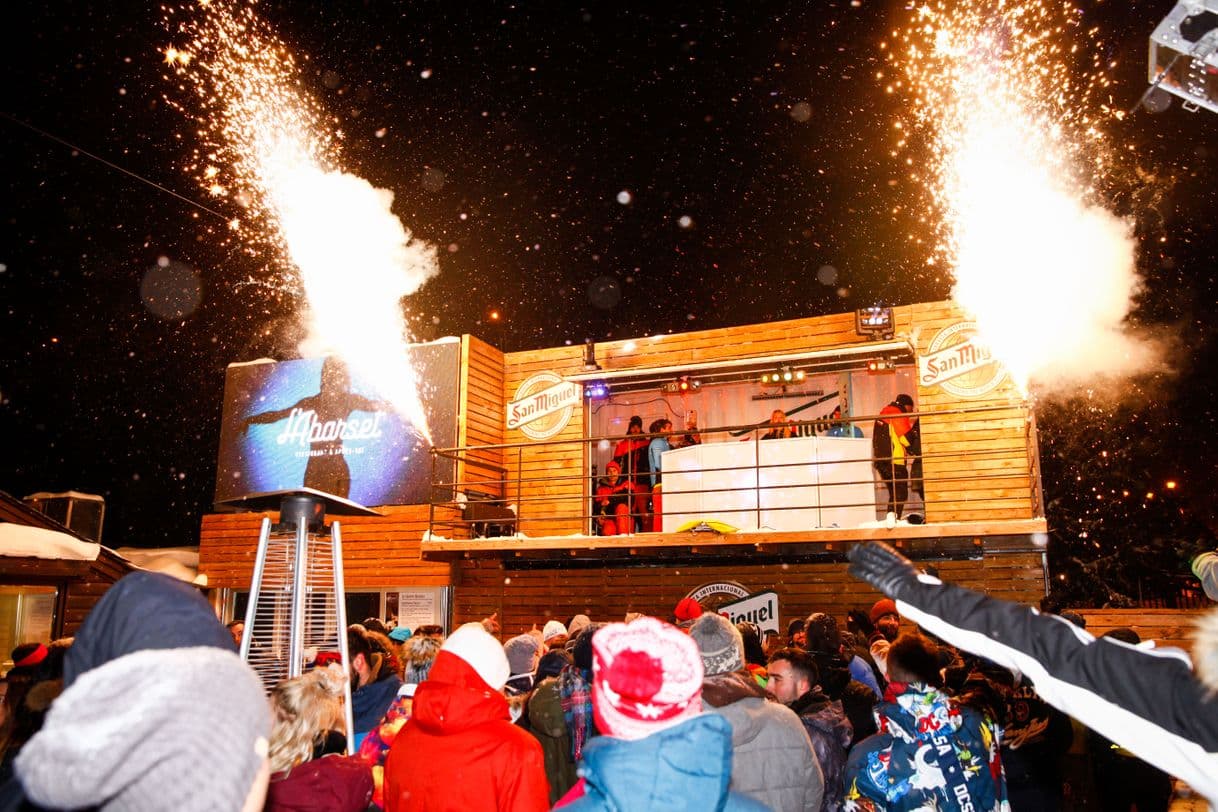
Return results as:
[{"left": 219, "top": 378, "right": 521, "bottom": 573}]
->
[
  {"left": 114, "top": 547, "right": 206, "bottom": 586},
  {"left": 0, "top": 523, "right": 100, "bottom": 561},
  {"left": 23, "top": 490, "right": 105, "bottom": 503}
]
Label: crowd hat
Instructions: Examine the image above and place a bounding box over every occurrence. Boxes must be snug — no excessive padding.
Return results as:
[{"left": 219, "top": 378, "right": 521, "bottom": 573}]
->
[
  {"left": 673, "top": 597, "right": 703, "bottom": 622},
  {"left": 17, "top": 646, "right": 270, "bottom": 812},
  {"left": 388, "top": 626, "right": 412, "bottom": 643},
  {"left": 503, "top": 633, "right": 542, "bottom": 676},
  {"left": 440, "top": 622, "right": 511, "bottom": 691},
  {"left": 592, "top": 617, "right": 703, "bottom": 740},
  {"left": 542, "top": 619, "right": 568, "bottom": 643},
  {"left": 870, "top": 598, "right": 899, "bottom": 625},
  {"left": 688, "top": 613, "right": 745, "bottom": 676}
]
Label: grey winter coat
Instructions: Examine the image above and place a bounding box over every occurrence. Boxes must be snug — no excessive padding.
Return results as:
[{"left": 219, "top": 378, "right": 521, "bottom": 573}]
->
[{"left": 701, "top": 671, "right": 824, "bottom": 812}]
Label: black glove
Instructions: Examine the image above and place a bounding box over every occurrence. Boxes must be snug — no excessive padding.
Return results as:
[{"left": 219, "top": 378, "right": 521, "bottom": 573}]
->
[{"left": 847, "top": 540, "right": 920, "bottom": 599}]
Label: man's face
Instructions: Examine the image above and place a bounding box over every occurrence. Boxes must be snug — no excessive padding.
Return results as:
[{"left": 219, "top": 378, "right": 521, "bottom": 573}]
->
[
  {"left": 876, "top": 614, "right": 900, "bottom": 641},
  {"left": 765, "top": 658, "right": 809, "bottom": 705},
  {"left": 230, "top": 623, "right": 244, "bottom": 646}
]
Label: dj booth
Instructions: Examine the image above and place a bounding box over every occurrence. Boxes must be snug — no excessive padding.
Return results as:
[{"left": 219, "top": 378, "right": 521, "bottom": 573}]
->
[{"left": 660, "top": 435, "right": 875, "bottom": 532}]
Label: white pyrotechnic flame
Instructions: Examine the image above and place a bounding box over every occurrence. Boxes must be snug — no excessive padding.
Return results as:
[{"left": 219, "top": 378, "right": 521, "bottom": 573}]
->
[
  {"left": 163, "top": 1, "right": 437, "bottom": 439},
  {"left": 888, "top": 1, "right": 1158, "bottom": 393}
]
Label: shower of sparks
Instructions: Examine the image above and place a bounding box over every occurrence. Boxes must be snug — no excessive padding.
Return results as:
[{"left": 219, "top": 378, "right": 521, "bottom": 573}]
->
[
  {"left": 162, "top": 1, "right": 438, "bottom": 440},
  {"left": 887, "top": 0, "right": 1156, "bottom": 391}
]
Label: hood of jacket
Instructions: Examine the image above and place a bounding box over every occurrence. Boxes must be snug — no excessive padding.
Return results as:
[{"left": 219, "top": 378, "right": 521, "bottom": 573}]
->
[
  {"left": 875, "top": 682, "right": 963, "bottom": 743},
  {"left": 810, "top": 650, "right": 854, "bottom": 697},
  {"left": 791, "top": 690, "right": 854, "bottom": 750},
  {"left": 403, "top": 633, "right": 443, "bottom": 667},
  {"left": 700, "top": 669, "right": 766, "bottom": 708},
  {"left": 700, "top": 671, "right": 781, "bottom": 748},
  {"left": 64, "top": 571, "right": 235, "bottom": 688},
  {"left": 410, "top": 650, "right": 510, "bottom": 735},
  {"left": 577, "top": 714, "right": 737, "bottom": 811}
]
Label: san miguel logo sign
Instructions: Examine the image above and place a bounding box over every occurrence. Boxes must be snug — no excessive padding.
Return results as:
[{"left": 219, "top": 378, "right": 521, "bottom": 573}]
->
[
  {"left": 919, "top": 321, "right": 1009, "bottom": 399},
  {"left": 686, "top": 582, "right": 781, "bottom": 638},
  {"left": 507, "top": 371, "right": 581, "bottom": 440}
]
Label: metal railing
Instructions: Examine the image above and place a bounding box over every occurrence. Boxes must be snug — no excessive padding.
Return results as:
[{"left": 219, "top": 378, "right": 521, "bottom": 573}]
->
[{"left": 427, "top": 403, "right": 1042, "bottom": 540}]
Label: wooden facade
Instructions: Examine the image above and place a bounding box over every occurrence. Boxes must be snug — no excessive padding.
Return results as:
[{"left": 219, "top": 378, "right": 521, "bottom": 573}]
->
[{"left": 197, "top": 300, "right": 1052, "bottom": 636}]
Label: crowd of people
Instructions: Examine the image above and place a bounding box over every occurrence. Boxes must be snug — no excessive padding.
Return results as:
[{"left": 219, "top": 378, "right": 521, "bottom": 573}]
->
[{"left": 2, "top": 551, "right": 1216, "bottom": 810}]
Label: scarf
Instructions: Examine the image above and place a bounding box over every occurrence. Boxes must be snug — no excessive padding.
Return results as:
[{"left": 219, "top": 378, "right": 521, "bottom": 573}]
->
[{"left": 558, "top": 664, "right": 595, "bottom": 761}]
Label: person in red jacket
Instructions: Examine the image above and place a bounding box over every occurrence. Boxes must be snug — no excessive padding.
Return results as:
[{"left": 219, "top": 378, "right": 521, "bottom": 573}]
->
[
  {"left": 383, "top": 622, "right": 549, "bottom": 811},
  {"left": 594, "top": 460, "right": 646, "bottom": 535}
]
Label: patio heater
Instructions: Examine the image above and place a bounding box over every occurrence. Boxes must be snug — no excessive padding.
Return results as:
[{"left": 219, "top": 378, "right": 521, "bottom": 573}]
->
[{"left": 217, "top": 487, "right": 380, "bottom": 752}]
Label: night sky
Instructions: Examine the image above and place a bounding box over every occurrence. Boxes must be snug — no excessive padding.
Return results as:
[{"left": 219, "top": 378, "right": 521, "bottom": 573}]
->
[{"left": 2, "top": 1, "right": 1216, "bottom": 585}]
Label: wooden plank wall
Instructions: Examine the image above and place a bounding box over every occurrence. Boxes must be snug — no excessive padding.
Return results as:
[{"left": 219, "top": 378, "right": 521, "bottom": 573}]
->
[
  {"left": 501, "top": 345, "right": 589, "bottom": 537},
  {"left": 62, "top": 549, "right": 130, "bottom": 636},
  {"left": 906, "top": 302, "right": 1037, "bottom": 522},
  {"left": 457, "top": 335, "right": 506, "bottom": 496},
  {"left": 500, "top": 301, "right": 1039, "bottom": 532},
  {"left": 452, "top": 552, "right": 1046, "bottom": 638},
  {"left": 198, "top": 505, "right": 454, "bottom": 589},
  {"left": 1078, "top": 608, "right": 1214, "bottom": 654}
]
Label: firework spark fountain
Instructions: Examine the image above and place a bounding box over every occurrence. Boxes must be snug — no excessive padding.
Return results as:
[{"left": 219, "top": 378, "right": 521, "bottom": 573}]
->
[
  {"left": 162, "top": 1, "right": 438, "bottom": 440},
  {"left": 887, "top": 0, "right": 1158, "bottom": 392}
]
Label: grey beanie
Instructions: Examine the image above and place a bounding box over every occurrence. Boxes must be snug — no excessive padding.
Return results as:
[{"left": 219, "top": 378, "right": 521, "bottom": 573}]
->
[
  {"left": 17, "top": 646, "right": 271, "bottom": 812},
  {"left": 503, "top": 633, "right": 542, "bottom": 676},
  {"left": 689, "top": 613, "right": 745, "bottom": 676}
]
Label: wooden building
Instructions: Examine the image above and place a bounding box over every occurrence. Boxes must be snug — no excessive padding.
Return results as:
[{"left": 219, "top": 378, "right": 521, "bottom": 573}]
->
[
  {"left": 0, "top": 491, "right": 131, "bottom": 656},
  {"left": 198, "top": 300, "right": 1049, "bottom": 636}
]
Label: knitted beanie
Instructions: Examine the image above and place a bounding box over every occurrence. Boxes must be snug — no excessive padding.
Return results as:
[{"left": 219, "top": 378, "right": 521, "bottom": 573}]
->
[
  {"left": 870, "top": 598, "right": 899, "bottom": 625},
  {"left": 567, "top": 614, "right": 593, "bottom": 640},
  {"left": 16, "top": 646, "right": 270, "bottom": 812},
  {"left": 592, "top": 617, "right": 704, "bottom": 740},
  {"left": 542, "top": 620, "right": 568, "bottom": 643},
  {"left": 688, "top": 613, "right": 744, "bottom": 676},
  {"left": 441, "top": 622, "right": 511, "bottom": 691},
  {"left": 503, "top": 633, "right": 542, "bottom": 676},
  {"left": 673, "top": 597, "right": 704, "bottom": 622}
]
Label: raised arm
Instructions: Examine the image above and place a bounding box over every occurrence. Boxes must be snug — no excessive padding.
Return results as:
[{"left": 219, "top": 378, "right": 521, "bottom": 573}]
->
[{"left": 847, "top": 540, "right": 1218, "bottom": 804}]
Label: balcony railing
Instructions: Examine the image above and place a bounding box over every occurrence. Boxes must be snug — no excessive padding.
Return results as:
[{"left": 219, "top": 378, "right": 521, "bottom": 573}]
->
[{"left": 428, "top": 403, "right": 1042, "bottom": 540}]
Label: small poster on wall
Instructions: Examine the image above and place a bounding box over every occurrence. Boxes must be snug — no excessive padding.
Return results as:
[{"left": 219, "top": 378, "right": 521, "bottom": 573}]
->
[{"left": 394, "top": 587, "right": 447, "bottom": 630}]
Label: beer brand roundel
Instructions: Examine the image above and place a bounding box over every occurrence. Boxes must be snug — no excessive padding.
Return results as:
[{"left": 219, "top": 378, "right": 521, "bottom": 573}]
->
[
  {"left": 920, "top": 321, "right": 1009, "bottom": 399},
  {"left": 508, "top": 371, "right": 580, "bottom": 440}
]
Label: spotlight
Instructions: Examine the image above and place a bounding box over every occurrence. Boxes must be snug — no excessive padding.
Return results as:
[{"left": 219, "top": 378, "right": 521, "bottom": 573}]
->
[
  {"left": 856, "top": 306, "right": 894, "bottom": 339},
  {"left": 795, "top": 370, "right": 805, "bottom": 381},
  {"left": 585, "top": 380, "right": 610, "bottom": 399},
  {"left": 867, "top": 358, "right": 892, "bottom": 373}
]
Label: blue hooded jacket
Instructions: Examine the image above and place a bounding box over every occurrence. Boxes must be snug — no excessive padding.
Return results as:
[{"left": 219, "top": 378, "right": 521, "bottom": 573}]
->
[{"left": 562, "top": 714, "right": 769, "bottom": 812}]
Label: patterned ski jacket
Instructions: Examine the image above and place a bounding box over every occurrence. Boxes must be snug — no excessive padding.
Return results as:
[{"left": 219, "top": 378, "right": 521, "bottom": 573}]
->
[{"left": 844, "top": 682, "right": 1009, "bottom": 812}]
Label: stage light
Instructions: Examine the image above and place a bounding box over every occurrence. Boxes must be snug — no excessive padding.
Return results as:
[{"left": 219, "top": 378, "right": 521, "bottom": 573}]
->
[
  {"left": 585, "top": 380, "right": 610, "bottom": 399},
  {"left": 782, "top": 369, "right": 793, "bottom": 382},
  {"left": 1144, "top": 2, "right": 1218, "bottom": 115},
  {"left": 856, "top": 306, "right": 894, "bottom": 339},
  {"left": 795, "top": 370, "right": 805, "bottom": 381},
  {"left": 867, "top": 358, "right": 892, "bottom": 373},
  {"left": 761, "top": 373, "right": 772, "bottom": 384}
]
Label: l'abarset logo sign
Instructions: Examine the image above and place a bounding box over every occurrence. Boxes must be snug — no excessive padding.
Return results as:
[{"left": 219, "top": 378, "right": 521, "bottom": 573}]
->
[
  {"left": 918, "top": 321, "right": 1009, "bottom": 399},
  {"left": 507, "top": 371, "right": 581, "bottom": 440}
]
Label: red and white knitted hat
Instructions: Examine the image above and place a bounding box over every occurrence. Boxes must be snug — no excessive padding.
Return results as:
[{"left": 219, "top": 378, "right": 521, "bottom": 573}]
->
[{"left": 592, "top": 616, "right": 703, "bottom": 741}]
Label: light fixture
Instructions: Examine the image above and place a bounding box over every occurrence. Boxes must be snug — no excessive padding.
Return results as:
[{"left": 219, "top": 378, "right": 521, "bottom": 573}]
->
[
  {"left": 585, "top": 380, "right": 610, "bottom": 399},
  {"left": 867, "top": 358, "right": 892, "bottom": 373},
  {"left": 856, "top": 306, "right": 895, "bottom": 339},
  {"left": 761, "top": 366, "right": 804, "bottom": 385},
  {"left": 663, "top": 375, "right": 701, "bottom": 393},
  {"left": 583, "top": 338, "right": 601, "bottom": 372}
]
